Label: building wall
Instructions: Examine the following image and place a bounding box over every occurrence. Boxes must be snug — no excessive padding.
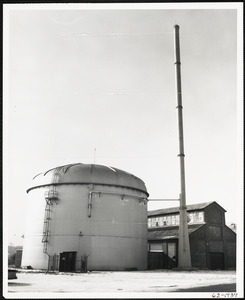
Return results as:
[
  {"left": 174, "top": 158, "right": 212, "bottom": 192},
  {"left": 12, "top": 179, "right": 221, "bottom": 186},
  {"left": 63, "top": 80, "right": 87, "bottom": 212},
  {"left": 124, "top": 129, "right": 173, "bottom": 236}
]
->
[
  {"left": 224, "top": 227, "right": 236, "bottom": 269},
  {"left": 204, "top": 204, "right": 224, "bottom": 225},
  {"left": 189, "top": 226, "right": 207, "bottom": 269},
  {"left": 15, "top": 250, "right": 23, "bottom": 268},
  {"left": 204, "top": 204, "right": 231, "bottom": 270},
  {"left": 148, "top": 203, "right": 236, "bottom": 270}
]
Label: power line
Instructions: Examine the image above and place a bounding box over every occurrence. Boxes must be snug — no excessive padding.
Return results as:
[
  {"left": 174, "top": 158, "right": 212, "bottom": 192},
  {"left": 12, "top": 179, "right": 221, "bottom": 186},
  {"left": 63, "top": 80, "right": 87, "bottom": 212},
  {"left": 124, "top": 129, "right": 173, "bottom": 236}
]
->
[{"left": 68, "top": 32, "right": 172, "bottom": 37}]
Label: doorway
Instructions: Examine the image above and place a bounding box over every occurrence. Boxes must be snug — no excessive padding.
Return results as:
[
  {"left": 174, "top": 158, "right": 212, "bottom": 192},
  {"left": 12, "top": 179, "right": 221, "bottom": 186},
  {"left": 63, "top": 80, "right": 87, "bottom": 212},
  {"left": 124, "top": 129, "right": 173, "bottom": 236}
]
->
[
  {"left": 148, "top": 242, "right": 177, "bottom": 269},
  {"left": 210, "top": 252, "right": 225, "bottom": 270},
  {"left": 59, "top": 251, "right": 77, "bottom": 272}
]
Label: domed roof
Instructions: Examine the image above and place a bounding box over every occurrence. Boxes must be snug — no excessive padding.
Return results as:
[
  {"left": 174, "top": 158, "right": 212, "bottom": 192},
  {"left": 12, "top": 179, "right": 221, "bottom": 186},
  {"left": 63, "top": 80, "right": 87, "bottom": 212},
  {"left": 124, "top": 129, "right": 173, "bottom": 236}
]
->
[{"left": 27, "top": 163, "right": 148, "bottom": 195}]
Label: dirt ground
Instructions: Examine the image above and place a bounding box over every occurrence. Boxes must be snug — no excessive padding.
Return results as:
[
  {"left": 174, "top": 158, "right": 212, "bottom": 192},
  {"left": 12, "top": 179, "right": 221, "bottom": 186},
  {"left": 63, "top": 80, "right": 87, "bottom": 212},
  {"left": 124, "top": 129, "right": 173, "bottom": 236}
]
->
[{"left": 5, "top": 269, "right": 239, "bottom": 299}]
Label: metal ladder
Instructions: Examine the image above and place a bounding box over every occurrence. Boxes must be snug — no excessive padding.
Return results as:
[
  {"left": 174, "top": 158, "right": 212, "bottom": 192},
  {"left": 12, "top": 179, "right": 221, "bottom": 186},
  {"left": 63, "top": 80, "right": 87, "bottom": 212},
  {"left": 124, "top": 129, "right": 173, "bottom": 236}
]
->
[
  {"left": 42, "top": 189, "right": 59, "bottom": 253},
  {"left": 42, "top": 198, "right": 52, "bottom": 253},
  {"left": 42, "top": 167, "right": 63, "bottom": 254},
  {"left": 42, "top": 167, "right": 61, "bottom": 254}
]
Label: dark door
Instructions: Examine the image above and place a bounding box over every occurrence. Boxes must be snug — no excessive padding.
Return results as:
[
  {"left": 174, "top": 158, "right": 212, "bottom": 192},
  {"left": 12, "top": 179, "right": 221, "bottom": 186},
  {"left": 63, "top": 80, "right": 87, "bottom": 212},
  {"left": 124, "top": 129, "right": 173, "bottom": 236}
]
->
[
  {"left": 148, "top": 252, "right": 176, "bottom": 269},
  {"left": 148, "top": 241, "right": 178, "bottom": 270},
  {"left": 210, "top": 252, "right": 225, "bottom": 270},
  {"left": 59, "top": 252, "right": 77, "bottom": 272}
]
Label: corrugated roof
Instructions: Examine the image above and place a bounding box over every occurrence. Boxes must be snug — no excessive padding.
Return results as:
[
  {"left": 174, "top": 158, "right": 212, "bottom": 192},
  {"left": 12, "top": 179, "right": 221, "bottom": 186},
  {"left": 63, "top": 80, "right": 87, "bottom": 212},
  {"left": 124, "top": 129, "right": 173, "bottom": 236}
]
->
[
  {"left": 148, "top": 201, "right": 226, "bottom": 216},
  {"left": 148, "top": 224, "right": 204, "bottom": 240}
]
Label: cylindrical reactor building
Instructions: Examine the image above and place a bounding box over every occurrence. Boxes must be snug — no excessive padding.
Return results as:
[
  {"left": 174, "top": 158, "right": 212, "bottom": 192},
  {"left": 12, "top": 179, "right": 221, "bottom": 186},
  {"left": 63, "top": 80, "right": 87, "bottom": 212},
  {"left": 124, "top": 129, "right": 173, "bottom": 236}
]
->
[{"left": 22, "top": 163, "right": 149, "bottom": 271}]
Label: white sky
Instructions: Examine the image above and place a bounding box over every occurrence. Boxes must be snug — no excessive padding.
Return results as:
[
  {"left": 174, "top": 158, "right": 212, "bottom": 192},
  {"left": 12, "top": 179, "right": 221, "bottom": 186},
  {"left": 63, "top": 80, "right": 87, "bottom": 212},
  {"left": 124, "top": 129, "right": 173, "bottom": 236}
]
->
[{"left": 4, "top": 3, "right": 243, "bottom": 246}]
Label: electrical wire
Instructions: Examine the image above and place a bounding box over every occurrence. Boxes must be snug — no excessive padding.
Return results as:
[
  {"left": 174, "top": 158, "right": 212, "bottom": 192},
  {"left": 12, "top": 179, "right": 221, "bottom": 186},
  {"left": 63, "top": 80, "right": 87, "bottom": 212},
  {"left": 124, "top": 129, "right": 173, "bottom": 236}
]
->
[{"left": 66, "top": 32, "right": 172, "bottom": 37}]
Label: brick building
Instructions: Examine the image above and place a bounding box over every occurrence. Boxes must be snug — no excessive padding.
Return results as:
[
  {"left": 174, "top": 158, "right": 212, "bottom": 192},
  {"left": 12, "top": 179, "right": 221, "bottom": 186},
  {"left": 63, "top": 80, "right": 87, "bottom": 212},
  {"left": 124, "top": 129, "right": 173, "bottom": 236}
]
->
[{"left": 148, "top": 201, "right": 236, "bottom": 270}]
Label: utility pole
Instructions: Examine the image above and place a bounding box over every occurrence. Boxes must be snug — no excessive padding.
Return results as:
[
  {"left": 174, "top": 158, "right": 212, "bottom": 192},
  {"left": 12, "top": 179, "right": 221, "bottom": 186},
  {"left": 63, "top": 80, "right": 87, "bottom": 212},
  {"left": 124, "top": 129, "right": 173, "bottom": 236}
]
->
[{"left": 173, "top": 24, "right": 192, "bottom": 269}]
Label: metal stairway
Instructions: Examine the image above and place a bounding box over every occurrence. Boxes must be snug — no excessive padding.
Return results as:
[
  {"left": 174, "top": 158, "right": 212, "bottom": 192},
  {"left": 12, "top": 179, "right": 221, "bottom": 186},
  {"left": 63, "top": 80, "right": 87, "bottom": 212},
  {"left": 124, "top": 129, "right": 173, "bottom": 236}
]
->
[
  {"left": 42, "top": 189, "right": 59, "bottom": 253},
  {"left": 42, "top": 167, "right": 62, "bottom": 253}
]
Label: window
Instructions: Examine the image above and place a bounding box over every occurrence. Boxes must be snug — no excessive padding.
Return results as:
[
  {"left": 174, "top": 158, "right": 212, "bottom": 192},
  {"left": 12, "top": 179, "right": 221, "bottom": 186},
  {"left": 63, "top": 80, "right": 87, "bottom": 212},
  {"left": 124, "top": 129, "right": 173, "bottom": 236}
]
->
[
  {"left": 171, "top": 215, "right": 176, "bottom": 225},
  {"left": 188, "top": 213, "right": 194, "bottom": 224},
  {"left": 198, "top": 211, "right": 204, "bottom": 223},
  {"left": 162, "top": 242, "right": 167, "bottom": 254},
  {"left": 150, "top": 243, "right": 163, "bottom": 252},
  {"left": 149, "top": 243, "right": 168, "bottom": 253},
  {"left": 168, "top": 243, "right": 177, "bottom": 258},
  {"left": 148, "top": 212, "right": 203, "bottom": 228},
  {"left": 158, "top": 217, "right": 163, "bottom": 227},
  {"left": 187, "top": 211, "right": 204, "bottom": 224}
]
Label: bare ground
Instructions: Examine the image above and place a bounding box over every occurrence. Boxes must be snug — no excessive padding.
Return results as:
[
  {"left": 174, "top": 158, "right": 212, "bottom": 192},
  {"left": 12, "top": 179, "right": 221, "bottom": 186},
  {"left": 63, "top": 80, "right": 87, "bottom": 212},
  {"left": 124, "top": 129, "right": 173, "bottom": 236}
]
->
[{"left": 5, "top": 269, "right": 238, "bottom": 298}]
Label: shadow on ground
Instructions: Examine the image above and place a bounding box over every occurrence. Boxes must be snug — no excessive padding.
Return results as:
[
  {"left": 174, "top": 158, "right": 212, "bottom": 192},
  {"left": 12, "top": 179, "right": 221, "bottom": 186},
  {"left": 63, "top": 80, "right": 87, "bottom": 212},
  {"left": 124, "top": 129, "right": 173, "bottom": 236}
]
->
[
  {"left": 8, "top": 282, "right": 31, "bottom": 286},
  {"left": 175, "top": 283, "right": 236, "bottom": 292}
]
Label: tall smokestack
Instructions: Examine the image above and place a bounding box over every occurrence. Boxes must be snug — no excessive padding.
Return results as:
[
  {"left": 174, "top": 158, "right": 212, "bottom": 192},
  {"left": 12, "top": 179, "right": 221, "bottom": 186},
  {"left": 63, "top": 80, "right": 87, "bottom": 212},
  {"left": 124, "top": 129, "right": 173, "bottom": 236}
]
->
[{"left": 173, "top": 24, "right": 192, "bottom": 269}]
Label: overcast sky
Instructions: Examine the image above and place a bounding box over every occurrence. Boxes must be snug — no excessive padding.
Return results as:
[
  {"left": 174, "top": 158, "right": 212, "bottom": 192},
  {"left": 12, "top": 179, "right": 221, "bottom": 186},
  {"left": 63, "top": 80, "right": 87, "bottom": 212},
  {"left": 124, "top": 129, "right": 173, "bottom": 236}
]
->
[{"left": 4, "top": 3, "right": 243, "bottom": 246}]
